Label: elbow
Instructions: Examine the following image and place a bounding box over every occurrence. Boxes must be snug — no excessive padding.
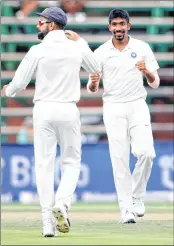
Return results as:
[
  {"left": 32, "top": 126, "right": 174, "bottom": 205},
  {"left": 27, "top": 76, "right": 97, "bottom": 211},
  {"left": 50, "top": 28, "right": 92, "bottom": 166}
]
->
[
  {"left": 154, "top": 78, "right": 160, "bottom": 89},
  {"left": 153, "top": 83, "right": 160, "bottom": 89},
  {"left": 149, "top": 81, "right": 160, "bottom": 89}
]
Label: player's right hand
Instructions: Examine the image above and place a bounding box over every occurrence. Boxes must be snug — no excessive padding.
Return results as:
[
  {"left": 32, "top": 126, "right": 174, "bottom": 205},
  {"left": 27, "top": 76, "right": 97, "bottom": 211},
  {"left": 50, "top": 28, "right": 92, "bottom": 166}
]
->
[{"left": 89, "top": 73, "right": 100, "bottom": 92}]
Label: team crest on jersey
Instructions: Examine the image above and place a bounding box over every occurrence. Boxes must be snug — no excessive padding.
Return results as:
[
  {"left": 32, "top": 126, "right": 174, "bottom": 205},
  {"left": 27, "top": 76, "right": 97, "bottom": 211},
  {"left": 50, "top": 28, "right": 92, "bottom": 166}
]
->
[{"left": 131, "top": 52, "right": 137, "bottom": 58}]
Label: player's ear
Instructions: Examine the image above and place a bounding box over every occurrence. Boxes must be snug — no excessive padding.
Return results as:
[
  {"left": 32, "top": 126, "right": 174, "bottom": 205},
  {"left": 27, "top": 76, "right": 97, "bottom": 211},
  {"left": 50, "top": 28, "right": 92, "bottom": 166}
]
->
[
  {"left": 108, "top": 24, "right": 112, "bottom": 32},
  {"left": 49, "top": 22, "right": 55, "bottom": 31},
  {"left": 128, "top": 23, "right": 131, "bottom": 31}
]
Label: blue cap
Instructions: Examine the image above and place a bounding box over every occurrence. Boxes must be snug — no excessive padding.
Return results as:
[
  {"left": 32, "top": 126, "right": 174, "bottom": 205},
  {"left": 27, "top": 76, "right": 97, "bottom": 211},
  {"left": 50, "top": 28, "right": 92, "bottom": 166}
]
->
[{"left": 35, "top": 7, "right": 67, "bottom": 26}]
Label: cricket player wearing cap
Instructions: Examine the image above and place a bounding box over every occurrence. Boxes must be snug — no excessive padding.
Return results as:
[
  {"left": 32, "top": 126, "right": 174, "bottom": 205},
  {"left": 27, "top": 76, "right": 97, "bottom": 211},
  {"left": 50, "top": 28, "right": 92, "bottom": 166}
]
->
[
  {"left": 2, "top": 7, "right": 100, "bottom": 237},
  {"left": 87, "top": 9, "right": 160, "bottom": 224}
]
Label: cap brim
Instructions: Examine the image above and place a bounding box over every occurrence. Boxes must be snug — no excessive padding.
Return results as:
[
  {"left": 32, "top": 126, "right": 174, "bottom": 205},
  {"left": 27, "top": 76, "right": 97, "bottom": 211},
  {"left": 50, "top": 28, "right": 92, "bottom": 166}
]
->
[
  {"left": 34, "top": 12, "right": 46, "bottom": 17},
  {"left": 35, "top": 12, "right": 50, "bottom": 20},
  {"left": 34, "top": 12, "right": 40, "bottom": 15}
]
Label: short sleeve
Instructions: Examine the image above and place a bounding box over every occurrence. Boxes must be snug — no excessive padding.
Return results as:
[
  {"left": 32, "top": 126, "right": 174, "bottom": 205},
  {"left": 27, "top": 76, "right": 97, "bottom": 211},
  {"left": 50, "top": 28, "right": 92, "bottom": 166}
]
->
[{"left": 144, "top": 43, "right": 160, "bottom": 72}]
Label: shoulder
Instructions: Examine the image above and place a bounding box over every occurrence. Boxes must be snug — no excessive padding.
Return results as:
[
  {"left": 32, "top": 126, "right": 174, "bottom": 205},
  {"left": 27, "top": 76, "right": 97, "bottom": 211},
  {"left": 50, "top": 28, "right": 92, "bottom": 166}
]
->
[
  {"left": 27, "top": 44, "right": 42, "bottom": 57},
  {"left": 131, "top": 38, "right": 151, "bottom": 50},
  {"left": 67, "top": 38, "right": 78, "bottom": 46},
  {"left": 66, "top": 39, "right": 86, "bottom": 53},
  {"left": 30, "top": 43, "right": 41, "bottom": 51},
  {"left": 131, "top": 38, "right": 154, "bottom": 57},
  {"left": 94, "top": 40, "right": 110, "bottom": 55},
  {"left": 95, "top": 40, "right": 110, "bottom": 52}
]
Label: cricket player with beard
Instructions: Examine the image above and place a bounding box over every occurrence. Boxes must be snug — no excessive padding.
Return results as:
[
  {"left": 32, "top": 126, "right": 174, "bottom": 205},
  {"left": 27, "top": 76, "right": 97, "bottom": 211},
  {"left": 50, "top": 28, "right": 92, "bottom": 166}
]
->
[
  {"left": 2, "top": 7, "right": 100, "bottom": 237},
  {"left": 87, "top": 9, "right": 160, "bottom": 223}
]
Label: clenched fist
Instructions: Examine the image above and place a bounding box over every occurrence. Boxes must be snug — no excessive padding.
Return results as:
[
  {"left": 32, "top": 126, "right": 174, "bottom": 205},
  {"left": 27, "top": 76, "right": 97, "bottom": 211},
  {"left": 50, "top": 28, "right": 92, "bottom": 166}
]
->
[
  {"left": 89, "top": 73, "right": 100, "bottom": 92},
  {"left": 65, "top": 30, "right": 80, "bottom": 41},
  {"left": 135, "top": 60, "right": 148, "bottom": 75}
]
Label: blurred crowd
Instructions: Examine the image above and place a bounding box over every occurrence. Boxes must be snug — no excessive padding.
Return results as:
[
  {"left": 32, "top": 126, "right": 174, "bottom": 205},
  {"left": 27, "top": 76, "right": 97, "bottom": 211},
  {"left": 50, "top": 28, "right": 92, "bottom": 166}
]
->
[{"left": 16, "top": 0, "right": 87, "bottom": 22}]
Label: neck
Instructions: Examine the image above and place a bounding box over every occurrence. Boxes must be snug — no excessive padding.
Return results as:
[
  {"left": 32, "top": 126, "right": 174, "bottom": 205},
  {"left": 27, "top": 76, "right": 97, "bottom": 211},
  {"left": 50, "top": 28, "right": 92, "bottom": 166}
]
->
[{"left": 112, "top": 36, "right": 129, "bottom": 51}]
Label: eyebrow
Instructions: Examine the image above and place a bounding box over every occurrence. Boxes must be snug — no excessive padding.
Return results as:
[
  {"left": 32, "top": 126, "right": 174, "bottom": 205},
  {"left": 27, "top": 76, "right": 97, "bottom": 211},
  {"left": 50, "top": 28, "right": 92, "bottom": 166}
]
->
[{"left": 111, "top": 21, "right": 126, "bottom": 24}]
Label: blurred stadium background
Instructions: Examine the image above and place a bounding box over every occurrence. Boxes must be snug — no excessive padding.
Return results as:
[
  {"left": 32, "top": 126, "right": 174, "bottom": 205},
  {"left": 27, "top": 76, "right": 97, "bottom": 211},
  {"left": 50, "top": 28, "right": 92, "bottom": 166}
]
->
[
  {"left": 1, "top": 0, "right": 174, "bottom": 203},
  {"left": 1, "top": 1, "right": 174, "bottom": 245}
]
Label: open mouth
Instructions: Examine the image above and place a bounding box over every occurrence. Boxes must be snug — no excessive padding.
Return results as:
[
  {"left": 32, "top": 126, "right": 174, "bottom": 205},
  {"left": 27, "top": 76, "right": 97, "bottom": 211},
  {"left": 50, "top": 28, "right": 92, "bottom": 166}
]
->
[{"left": 115, "top": 32, "right": 124, "bottom": 35}]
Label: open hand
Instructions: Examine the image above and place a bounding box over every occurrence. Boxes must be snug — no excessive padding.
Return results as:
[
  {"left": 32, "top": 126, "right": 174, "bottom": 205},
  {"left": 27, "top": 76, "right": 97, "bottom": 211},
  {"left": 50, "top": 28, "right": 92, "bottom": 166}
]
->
[{"left": 65, "top": 30, "right": 80, "bottom": 41}]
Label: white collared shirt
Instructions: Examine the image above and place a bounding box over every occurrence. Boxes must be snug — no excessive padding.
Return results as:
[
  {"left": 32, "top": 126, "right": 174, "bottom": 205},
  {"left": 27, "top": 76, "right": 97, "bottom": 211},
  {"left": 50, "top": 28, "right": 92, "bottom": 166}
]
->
[
  {"left": 6, "top": 30, "right": 100, "bottom": 103},
  {"left": 91, "top": 36, "right": 159, "bottom": 103}
]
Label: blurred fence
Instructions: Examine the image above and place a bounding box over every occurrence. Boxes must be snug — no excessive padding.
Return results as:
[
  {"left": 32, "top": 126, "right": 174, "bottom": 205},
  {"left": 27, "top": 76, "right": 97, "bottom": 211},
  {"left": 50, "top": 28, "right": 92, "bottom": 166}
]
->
[{"left": 1, "top": 0, "right": 174, "bottom": 143}]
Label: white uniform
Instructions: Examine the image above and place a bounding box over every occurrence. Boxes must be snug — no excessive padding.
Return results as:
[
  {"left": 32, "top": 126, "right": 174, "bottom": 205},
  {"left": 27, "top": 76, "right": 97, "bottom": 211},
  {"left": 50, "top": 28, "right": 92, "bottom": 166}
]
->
[
  {"left": 6, "top": 30, "right": 100, "bottom": 218},
  {"left": 88, "top": 36, "right": 159, "bottom": 214}
]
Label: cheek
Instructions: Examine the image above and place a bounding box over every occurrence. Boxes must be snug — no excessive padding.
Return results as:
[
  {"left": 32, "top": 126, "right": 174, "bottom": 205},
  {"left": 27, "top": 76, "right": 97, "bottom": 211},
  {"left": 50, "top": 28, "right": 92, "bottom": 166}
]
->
[
  {"left": 123, "top": 28, "right": 128, "bottom": 32},
  {"left": 40, "top": 26, "right": 46, "bottom": 32},
  {"left": 109, "top": 27, "right": 115, "bottom": 33},
  {"left": 37, "top": 25, "right": 44, "bottom": 31}
]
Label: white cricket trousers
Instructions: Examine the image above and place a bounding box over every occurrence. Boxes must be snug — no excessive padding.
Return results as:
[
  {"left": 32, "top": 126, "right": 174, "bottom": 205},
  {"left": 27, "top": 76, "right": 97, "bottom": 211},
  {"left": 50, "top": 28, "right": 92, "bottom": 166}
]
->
[
  {"left": 33, "top": 101, "right": 81, "bottom": 218},
  {"left": 103, "top": 98, "right": 155, "bottom": 213}
]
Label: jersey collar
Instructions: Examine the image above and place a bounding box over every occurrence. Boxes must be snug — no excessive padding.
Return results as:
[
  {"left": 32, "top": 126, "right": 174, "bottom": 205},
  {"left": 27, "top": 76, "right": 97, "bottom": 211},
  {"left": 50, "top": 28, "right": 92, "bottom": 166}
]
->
[{"left": 107, "top": 35, "right": 135, "bottom": 50}]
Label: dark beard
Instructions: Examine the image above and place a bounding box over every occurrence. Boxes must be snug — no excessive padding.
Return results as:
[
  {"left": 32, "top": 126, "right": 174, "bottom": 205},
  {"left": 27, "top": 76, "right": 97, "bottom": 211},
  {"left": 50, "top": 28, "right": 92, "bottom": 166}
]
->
[
  {"left": 37, "top": 31, "right": 49, "bottom": 40},
  {"left": 115, "top": 35, "right": 124, "bottom": 41},
  {"left": 113, "top": 31, "right": 125, "bottom": 41}
]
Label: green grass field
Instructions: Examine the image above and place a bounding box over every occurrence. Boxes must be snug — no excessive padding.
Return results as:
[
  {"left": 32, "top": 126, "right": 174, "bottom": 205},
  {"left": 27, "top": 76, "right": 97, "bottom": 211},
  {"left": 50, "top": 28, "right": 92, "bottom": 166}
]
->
[{"left": 1, "top": 203, "right": 173, "bottom": 245}]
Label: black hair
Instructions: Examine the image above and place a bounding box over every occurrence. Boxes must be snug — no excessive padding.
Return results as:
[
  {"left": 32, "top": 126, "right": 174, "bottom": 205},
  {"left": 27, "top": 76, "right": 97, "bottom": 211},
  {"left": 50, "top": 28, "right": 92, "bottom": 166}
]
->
[
  {"left": 55, "top": 22, "right": 65, "bottom": 30},
  {"left": 109, "top": 9, "right": 130, "bottom": 24}
]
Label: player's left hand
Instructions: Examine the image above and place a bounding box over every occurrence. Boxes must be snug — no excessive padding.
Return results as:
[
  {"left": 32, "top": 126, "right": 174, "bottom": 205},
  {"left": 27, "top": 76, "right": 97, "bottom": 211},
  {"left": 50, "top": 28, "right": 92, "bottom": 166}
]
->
[
  {"left": 1, "top": 84, "right": 9, "bottom": 97},
  {"left": 65, "top": 30, "right": 80, "bottom": 41},
  {"left": 135, "top": 60, "right": 148, "bottom": 75}
]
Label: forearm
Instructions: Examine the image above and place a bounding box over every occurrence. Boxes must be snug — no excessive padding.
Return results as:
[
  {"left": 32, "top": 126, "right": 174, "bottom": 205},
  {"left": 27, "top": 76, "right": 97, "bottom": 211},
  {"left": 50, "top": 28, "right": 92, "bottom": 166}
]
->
[
  {"left": 144, "top": 70, "right": 155, "bottom": 83},
  {"left": 145, "top": 70, "right": 160, "bottom": 89},
  {"left": 5, "top": 47, "right": 38, "bottom": 97},
  {"left": 77, "top": 38, "right": 101, "bottom": 74},
  {"left": 5, "top": 64, "right": 32, "bottom": 97}
]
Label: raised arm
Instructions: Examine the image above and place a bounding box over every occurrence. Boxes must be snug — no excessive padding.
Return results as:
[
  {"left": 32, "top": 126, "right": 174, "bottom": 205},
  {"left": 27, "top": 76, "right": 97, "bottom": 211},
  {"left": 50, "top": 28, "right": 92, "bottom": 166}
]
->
[{"left": 65, "top": 30, "right": 101, "bottom": 74}]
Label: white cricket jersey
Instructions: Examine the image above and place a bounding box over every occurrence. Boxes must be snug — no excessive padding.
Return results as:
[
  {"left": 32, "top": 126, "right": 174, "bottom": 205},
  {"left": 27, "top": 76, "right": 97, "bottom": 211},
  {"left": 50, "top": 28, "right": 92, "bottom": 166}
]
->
[
  {"left": 6, "top": 30, "right": 100, "bottom": 103},
  {"left": 93, "top": 36, "right": 159, "bottom": 103}
]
